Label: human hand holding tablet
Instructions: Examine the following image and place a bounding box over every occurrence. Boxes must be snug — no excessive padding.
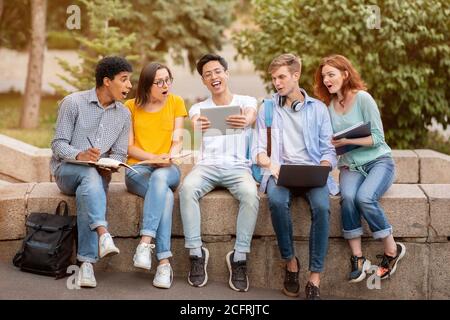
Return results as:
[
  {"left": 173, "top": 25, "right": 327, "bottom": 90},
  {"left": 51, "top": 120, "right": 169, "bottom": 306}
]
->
[{"left": 199, "top": 105, "right": 242, "bottom": 136}]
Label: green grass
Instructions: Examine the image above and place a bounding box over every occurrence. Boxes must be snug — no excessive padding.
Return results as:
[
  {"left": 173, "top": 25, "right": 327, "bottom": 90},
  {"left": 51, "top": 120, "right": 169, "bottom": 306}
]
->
[
  {"left": 0, "top": 92, "right": 199, "bottom": 150},
  {"left": 0, "top": 92, "right": 61, "bottom": 148}
]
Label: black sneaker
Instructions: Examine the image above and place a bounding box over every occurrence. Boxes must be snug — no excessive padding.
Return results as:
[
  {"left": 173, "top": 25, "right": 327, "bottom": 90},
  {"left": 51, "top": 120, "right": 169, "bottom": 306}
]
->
[
  {"left": 349, "top": 255, "right": 371, "bottom": 283},
  {"left": 226, "top": 251, "right": 249, "bottom": 292},
  {"left": 305, "top": 281, "right": 321, "bottom": 300},
  {"left": 188, "top": 247, "right": 209, "bottom": 287},
  {"left": 376, "top": 242, "right": 406, "bottom": 279},
  {"left": 282, "top": 257, "right": 300, "bottom": 297}
]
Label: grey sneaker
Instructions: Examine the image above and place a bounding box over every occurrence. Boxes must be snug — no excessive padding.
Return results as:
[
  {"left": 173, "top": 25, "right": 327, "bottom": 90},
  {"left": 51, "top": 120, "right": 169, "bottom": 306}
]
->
[
  {"left": 349, "top": 255, "right": 371, "bottom": 283},
  {"left": 188, "top": 247, "right": 209, "bottom": 287},
  {"left": 226, "top": 251, "right": 249, "bottom": 292}
]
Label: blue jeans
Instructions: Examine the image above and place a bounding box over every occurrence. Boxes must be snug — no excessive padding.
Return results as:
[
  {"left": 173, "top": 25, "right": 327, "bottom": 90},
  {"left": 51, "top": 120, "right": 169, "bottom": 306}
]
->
[
  {"left": 267, "top": 177, "right": 330, "bottom": 273},
  {"left": 125, "top": 164, "right": 180, "bottom": 260},
  {"left": 54, "top": 163, "right": 110, "bottom": 263},
  {"left": 339, "top": 155, "right": 395, "bottom": 240},
  {"left": 179, "top": 165, "right": 259, "bottom": 253}
]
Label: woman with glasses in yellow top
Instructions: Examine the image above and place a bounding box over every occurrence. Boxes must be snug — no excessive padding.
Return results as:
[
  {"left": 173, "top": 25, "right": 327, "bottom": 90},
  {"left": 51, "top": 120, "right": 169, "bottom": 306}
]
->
[{"left": 124, "top": 62, "right": 187, "bottom": 289}]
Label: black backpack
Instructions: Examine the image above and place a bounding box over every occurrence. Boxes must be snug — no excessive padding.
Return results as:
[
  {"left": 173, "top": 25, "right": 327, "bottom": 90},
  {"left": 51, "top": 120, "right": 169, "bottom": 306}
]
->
[{"left": 13, "top": 201, "right": 77, "bottom": 279}]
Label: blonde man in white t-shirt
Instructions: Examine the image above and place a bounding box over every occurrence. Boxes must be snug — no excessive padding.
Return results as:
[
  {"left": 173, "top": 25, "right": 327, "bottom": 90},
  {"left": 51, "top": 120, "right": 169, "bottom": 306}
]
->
[{"left": 179, "top": 53, "right": 259, "bottom": 292}]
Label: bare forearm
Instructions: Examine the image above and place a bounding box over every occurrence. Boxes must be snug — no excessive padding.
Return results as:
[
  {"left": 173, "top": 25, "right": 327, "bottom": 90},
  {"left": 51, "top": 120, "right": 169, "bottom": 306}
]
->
[
  {"left": 170, "top": 140, "right": 183, "bottom": 156},
  {"left": 127, "top": 145, "right": 159, "bottom": 161},
  {"left": 257, "top": 152, "right": 271, "bottom": 169},
  {"left": 348, "top": 135, "right": 374, "bottom": 146}
]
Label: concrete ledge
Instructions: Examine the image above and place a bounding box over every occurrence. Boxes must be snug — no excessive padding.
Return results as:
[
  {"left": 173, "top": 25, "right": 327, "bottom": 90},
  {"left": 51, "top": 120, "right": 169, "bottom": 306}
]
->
[
  {"left": 2, "top": 182, "right": 430, "bottom": 240},
  {"left": 26, "top": 182, "right": 141, "bottom": 237},
  {"left": 0, "top": 184, "right": 33, "bottom": 240},
  {"left": 0, "top": 180, "right": 448, "bottom": 299},
  {"left": 430, "top": 243, "right": 450, "bottom": 299},
  {"left": 0, "top": 134, "right": 52, "bottom": 183},
  {"left": 170, "top": 184, "right": 429, "bottom": 238},
  {"left": 1, "top": 134, "right": 448, "bottom": 185},
  {"left": 392, "top": 150, "right": 419, "bottom": 183},
  {"left": 415, "top": 149, "right": 450, "bottom": 184},
  {"left": 420, "top": 184, "right": 450, "bottom": 238}
]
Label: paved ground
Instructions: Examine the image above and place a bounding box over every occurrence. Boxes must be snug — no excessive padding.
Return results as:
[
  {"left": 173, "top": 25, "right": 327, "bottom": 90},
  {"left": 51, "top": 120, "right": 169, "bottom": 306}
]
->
[{"left": 0, "top": 261, "right": 290, "bottom": 300}]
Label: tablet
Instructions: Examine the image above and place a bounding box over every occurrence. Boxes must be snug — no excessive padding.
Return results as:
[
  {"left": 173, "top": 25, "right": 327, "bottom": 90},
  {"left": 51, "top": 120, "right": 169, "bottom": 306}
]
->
[
  {"left": 200, "top": 105, "right": 242, "bottom": 137},
  {"left": 277, "top": 164, "right": 331, "bottom": 188}
]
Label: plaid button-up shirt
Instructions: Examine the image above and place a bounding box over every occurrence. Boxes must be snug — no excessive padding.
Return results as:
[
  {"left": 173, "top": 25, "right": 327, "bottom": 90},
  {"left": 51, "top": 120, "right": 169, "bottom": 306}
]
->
[{"left": 50, "top": 88, "right": 131, "bottom": 175}]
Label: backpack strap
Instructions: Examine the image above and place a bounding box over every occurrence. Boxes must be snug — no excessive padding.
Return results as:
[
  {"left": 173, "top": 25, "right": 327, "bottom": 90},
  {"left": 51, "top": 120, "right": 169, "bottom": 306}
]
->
[
  {"left": 263, "top": 99, "right": 274, "bottom": 157},
  {"left": 55, "top": 201, "right": 69, "bottom": 217}
]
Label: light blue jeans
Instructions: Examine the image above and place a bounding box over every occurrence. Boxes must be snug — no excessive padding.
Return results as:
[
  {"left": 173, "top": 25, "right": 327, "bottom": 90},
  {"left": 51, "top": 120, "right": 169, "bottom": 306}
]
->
[
  {"left": 179, "top": 165, "right": 259, "bottom": 253},
  {"left": 125, "top": 164, "right": 180, "bottom": 260},
  {"left": 54, "top": 163, "right": 110, "bottom": 263},
  {"left": 339, "top": 155, "right": 395, "bottom": 240}
]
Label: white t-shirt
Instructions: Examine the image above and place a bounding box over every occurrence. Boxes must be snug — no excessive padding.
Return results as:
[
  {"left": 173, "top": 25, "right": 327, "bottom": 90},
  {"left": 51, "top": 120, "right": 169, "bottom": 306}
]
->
[{"left": 189, "top": 94, "right": 257, "bottom": 170}]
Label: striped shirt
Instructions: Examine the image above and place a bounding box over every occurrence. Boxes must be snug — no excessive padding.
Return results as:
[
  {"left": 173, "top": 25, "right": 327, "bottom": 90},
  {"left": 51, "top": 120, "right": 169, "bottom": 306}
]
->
[{"left": 50, "top": 88, "right": 131, "bottom": 175}]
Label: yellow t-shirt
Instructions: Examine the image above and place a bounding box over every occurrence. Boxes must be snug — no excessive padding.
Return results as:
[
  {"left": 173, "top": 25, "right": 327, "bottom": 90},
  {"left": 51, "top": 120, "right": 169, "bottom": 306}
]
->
[{"left": 125, "top": 94, "right": 187, "bottom": 165}]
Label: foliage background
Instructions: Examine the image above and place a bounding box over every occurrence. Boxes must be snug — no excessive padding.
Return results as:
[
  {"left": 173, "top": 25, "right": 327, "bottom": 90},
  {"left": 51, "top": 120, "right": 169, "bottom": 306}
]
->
[{"left": 234, "top": 0, "right": 449, "bottom": 148}]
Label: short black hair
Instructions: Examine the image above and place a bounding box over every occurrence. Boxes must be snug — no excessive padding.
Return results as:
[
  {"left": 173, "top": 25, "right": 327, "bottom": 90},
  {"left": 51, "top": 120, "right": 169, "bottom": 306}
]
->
[
  {"left": 196, "top": 53, "right": 228, "bottom": 76},
  {"left": 95, "top": 56, "right": 133, "bottom": 88}
]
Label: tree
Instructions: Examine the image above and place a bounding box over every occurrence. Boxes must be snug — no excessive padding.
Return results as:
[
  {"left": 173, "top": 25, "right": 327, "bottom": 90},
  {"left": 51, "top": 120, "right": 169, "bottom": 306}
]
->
[
  {"left": 20, "top": 0, "right": 47, "bottom": 129},
  {"left": 122, "top": 0, "right": 234, "bottom": 71},
  {"left": 234, "top": 0, "right": 449, "bottom": 148},
  {"left": 0, "top": 0, "right": 4, "bottom": 22},
  {"left": 52, "top": 0, "right": 137, "bottom": 95},
  {"left": 54, "top": 0, "right": 235, "bottom": 94},
  {"left": 0, "top": 0, "right": 30, "bottom": 50}
]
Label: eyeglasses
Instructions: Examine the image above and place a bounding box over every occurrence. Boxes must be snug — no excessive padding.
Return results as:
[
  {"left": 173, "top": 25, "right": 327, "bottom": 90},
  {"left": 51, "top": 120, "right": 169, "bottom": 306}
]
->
[
  {"left": 202, "top": 68, "right": 225, "bottom": 80},
  {"left": 153, "top": 77, "right": 173, "bottom": 88}
]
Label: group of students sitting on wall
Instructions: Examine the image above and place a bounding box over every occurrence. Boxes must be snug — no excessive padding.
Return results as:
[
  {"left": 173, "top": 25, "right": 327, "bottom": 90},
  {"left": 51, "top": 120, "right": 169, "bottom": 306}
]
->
[{"left": 50, "top": 52, "right": 405, "bottom": 300}]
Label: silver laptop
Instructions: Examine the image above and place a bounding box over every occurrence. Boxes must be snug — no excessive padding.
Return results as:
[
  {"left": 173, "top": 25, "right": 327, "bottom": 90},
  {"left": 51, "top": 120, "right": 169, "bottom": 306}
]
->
[
  {"left": 200, "top": 105, "right": 242, "bottom": 137},
  {"left": 277, "top": 165, "right": 331, "bottom": 188}
]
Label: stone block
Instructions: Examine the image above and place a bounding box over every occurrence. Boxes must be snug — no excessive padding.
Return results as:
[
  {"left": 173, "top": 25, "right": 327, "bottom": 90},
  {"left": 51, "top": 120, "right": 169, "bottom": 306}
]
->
[
  {"left": 420, "top": 184, "right": 450, "bottom": 237},
  {"left": 0, "top": 184, "right": 32, "bottom": 240},
  {"left": 429, "top": 242, "right": 450, "bottom": 299},
  {"left": 27, "top": 183, "right": 141, "bottom": 237},
  {"left": 392, "top": 150, "right": 419, "bottom": 183},
  {"left": 172, "top": 184, "right": 428, "bottom": 238},
  {"left": 415, "top": 149, "right": 450, "bottom": 184},
  {"left": 267, "top": 239, "right": 428, "bottom": 299},
  {"left": 0, "top": 135, "right": 51, "bottom": 182},
  {"left": 0, "top": 240, "right": 22, "bottom": 263}
]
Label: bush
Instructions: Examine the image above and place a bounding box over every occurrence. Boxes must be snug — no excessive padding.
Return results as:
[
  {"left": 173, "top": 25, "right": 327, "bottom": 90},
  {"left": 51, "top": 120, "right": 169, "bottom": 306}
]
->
[
  {"left": 234, "top": 0, "right": 449, "bottom": 149},
  {"left": 47, "top": 31, "right": 80, "bottom": 50}
]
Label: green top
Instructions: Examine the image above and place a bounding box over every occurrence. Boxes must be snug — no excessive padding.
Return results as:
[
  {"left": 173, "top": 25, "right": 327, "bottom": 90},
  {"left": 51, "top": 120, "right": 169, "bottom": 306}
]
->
[{"left": 328, "top": 91, "right": 391, "bottom": 173}]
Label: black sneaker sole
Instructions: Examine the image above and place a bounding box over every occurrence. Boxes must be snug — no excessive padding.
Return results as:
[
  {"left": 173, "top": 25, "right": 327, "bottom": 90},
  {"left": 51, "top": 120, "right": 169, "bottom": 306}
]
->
[
  {"left": 188, "top": 247, "right": 209, "bottom": 287},
  {"left": 282, "top": 287, "right": 300, "bottom": 297},
  {"left": 226, "top": 251, "right": 249, "bottom": 292}
]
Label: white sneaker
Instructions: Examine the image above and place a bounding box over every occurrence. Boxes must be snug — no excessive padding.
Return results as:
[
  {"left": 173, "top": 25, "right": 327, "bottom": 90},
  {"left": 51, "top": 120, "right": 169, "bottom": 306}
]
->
[
  {"left": 133, "top": 242, "right": 155, "bottom": 270},
  {"left": 98, "top": 233, "right": 120, "bottom": 258},
  {"left": 76, "top": 262, "right": 97, "bottom": 288},
  {"left": 153, "top": 263, "right": 173, "bottom": 289}
]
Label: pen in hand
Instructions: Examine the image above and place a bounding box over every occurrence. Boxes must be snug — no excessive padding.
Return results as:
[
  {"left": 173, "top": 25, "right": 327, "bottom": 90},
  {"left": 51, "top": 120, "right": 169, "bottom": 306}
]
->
[
  {"left": 87, "top": 136, "right": 95, "bottom": 148},
  {"left": 84, "top": 136, "right": 100, "bottom": 162}
]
